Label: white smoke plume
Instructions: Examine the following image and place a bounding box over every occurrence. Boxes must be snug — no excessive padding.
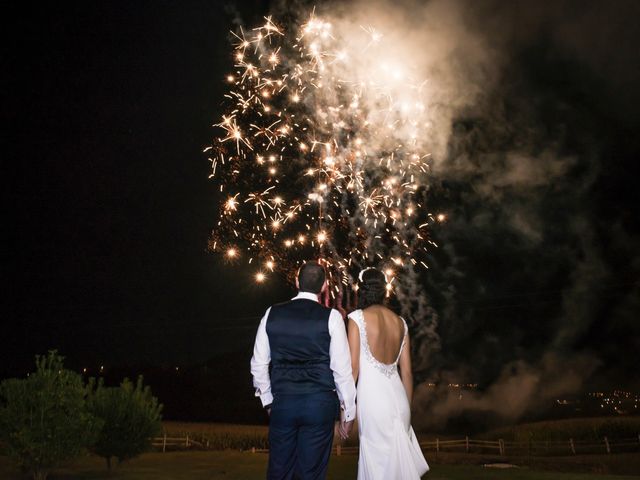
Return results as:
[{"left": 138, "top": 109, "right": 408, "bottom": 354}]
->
[{"left": 236, "top": 0, "right": 640, "bottom": 427}]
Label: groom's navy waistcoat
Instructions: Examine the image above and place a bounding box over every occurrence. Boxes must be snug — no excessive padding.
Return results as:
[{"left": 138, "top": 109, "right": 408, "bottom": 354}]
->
[{"left": 266, "top": 298, "right": 336, "bottom": 395}]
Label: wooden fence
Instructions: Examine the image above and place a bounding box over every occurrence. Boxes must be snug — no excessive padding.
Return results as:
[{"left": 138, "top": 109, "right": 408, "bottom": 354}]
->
[
  {"left": 152, "top": 433, "right": 640, "bottom": 456},
  {"left": 417, "top": 435, "right": 640, "bottom": 457},
  {"left": 151, "top": 434, "right": 205, "bottom": 452}
]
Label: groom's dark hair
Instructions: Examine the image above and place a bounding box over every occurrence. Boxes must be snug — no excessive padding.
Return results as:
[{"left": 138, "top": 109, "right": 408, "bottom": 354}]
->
[{"left": 298, "top": 261, "right": 326, "bottom": 294}]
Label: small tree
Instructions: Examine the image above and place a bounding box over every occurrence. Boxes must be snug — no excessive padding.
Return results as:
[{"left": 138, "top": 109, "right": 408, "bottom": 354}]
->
[
  {"left": 89, "top": 376, "right": 162, "bottom": 469},
  {"left": 0, "top": 351, "right": 99, "bottom": 480}
]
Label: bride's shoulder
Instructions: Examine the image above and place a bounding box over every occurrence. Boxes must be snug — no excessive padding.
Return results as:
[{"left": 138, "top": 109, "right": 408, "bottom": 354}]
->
[{"left": 347, "top": 309, "right": 363, "bottom": 323}]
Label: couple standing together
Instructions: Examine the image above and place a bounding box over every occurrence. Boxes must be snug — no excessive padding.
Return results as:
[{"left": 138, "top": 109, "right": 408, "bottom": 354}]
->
[{"left": 251, "top": 261, "right": 429, "bottom": 479}]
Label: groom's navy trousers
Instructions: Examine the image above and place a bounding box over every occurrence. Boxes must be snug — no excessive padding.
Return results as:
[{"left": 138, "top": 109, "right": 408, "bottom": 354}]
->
[{"left": 267, "top": 391, "right": 339, "bottom": 480}]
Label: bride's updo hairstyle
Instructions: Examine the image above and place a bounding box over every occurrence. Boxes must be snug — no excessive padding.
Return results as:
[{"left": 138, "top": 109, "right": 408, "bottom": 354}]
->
[{"left": 357, "top": 268, "right": 387, "bottom": 309}]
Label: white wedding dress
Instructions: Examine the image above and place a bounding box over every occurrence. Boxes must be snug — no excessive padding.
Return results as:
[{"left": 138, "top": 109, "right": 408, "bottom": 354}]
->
[{"left": 349, "top": 309, "right": 429, "bottom": 480}]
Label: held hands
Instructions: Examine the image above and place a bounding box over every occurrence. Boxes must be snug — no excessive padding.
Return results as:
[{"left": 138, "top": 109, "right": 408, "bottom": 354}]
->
[
  {"left": 338, "top": 419, "right": 354, "bottom": 440},
  {"left": 337, "top": 409, "right": 354, "bottom": 440}
]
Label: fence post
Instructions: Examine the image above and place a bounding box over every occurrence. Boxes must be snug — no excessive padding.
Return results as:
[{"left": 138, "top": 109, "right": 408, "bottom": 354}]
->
[
  {"left": 186, "top": 434, "right": 190, "bottom": 448},
  {"left": 162, "top": 433, "right": 167, "bottom": 453},
  {"left": 499, "top": 439, "right": 505, "bottom": 456},
  {"left": 465, "top": 436, "right": 469, "bottom": 453},
  {"left": 569, "top": 438, "right": 576, "bottom": 455},
  {"left": 251, "top": 447, "right": 256, "bottom": 454},
  {"left": 604, "top": 436, "right": 610, "bottom": 454},
  {"left": 436, "top": 438, "right": 439, "bottom": 455},
  {"left": 336, "top": 444, "right": 342, "bottom": 456}
]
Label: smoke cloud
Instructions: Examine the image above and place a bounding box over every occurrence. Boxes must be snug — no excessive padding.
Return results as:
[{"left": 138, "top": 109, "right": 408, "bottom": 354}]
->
[
  {"left": 261, "top": 0, "right": 640, "bottom": 427},
  {"left": 298, "top": 1, "right": 639, "bottom": 427}
]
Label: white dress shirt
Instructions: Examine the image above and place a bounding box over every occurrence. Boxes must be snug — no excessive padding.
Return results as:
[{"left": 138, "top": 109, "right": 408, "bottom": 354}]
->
[{"left": 250, "top": 291, "right": 357, "bottom": 421}]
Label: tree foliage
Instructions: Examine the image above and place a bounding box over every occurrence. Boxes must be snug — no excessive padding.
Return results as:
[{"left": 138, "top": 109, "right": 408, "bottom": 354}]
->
[
  {"left": 0, "top": 351, "right": 99, "bottom": 480},
  {"left": 89, "top": 376, "right": 162, "bottom": 469}
]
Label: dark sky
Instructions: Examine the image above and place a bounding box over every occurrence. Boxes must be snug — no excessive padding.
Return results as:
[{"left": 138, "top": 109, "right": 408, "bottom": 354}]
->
[
  {"left": 3, "top": 0, "right": 640, "bottom": 395},
  {"left": 4, "top": 0, "right": 289, "bottom": 371}
]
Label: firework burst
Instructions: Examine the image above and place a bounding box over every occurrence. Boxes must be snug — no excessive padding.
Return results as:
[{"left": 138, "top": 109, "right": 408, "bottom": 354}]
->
[{"left": 206, "top": 12, "right": 441, "bottom": 300}]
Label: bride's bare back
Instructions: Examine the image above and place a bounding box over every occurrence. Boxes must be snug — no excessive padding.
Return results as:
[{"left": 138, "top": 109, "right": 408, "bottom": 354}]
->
[
  {"left": 348, "top": 304, "right": 414, "bottom": 403},
  {"left": 362, "top": 305, "right": 405, "bottom": 364}
]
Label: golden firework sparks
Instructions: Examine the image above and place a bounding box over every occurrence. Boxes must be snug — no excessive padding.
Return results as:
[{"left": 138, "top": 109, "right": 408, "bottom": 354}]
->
[{"left": 208, "top": 11, "right": 439, "bottom": 288}]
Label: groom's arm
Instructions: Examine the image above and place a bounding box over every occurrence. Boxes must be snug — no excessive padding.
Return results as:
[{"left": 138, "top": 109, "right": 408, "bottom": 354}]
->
[
  {"left": 328, "top": 309, "right": 357, "bottom": 422},
  {"left": 250, "top": 307, "right": 273, "bottom": 408}
]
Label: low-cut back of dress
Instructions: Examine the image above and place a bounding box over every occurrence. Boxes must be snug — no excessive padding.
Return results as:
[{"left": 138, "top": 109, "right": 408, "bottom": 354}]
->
[{"left": 349, "top": 309, "right": 429, "bottom": 480}]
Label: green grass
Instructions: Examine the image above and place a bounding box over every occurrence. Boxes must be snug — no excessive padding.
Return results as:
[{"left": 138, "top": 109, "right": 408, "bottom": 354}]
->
[{"left": 1, "top": 451, "right": 639, "bottom": 480}]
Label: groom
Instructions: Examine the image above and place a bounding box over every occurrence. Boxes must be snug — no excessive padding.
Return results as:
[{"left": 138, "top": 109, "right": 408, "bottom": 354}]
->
[{"left": 250, "top": 261, "right": 356, "bottom": 480}]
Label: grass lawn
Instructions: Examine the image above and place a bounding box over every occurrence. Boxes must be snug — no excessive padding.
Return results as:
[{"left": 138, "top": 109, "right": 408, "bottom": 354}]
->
[{"left": 1, "top": 451, "right": 639, "bottom": 480}]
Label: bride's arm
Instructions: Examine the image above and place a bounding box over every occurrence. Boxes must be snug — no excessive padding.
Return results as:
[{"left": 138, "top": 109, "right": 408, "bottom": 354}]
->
[
  {"left": 398, "top": 334, "right": 413, "bottom": 404},
  {"left": 347, "top": 318, "right": 360, "bottom": 383}
]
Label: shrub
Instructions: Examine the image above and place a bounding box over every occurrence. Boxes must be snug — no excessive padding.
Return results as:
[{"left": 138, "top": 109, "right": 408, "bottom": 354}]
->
[
  {"left": 0, "top": 351, "right": 99, "bottom": 480},
  {"left": 89, "top": 376, "right": 162, "bottom": 469}
]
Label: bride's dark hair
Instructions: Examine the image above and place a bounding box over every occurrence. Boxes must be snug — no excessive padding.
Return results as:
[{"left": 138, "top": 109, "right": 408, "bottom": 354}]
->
[{"left": 357, "top": 268, "right": 387, "bottom": 309}]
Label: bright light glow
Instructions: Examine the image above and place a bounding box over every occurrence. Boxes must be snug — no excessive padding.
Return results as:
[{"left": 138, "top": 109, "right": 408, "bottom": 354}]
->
[{"left": 210, "top": 13, "right": 436, "bottom": 286}]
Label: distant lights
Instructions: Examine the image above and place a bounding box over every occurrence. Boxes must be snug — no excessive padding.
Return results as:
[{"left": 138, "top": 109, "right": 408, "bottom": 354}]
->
[
  {"left": 255, "top": 272, "right": 266, "bottom": 283},
  {"left": 226, "top": 248, "right": 237, "bottom": 258}
]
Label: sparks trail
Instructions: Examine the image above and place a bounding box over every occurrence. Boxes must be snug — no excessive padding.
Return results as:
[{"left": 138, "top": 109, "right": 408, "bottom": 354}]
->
[{"left": 206, "top": 12, "right": 445, "bottom": 299}]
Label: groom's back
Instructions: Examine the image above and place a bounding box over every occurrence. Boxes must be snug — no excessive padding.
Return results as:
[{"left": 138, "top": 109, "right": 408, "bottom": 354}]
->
[{"left": 266, "top": 299, "right": 336, "bottom": 395}]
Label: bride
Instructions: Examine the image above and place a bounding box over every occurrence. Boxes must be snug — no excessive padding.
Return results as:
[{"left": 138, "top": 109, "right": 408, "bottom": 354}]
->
[{"left": 343, "top": 267, "right": 429, "bottom": 479}]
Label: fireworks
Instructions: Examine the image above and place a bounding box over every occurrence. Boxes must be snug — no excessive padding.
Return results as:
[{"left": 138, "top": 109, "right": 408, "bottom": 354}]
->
[{"left": 207, "top": 12, "right": 440, "bottom": 295}]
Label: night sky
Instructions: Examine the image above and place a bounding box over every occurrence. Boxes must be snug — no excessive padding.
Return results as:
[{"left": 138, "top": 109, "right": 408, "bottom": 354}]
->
[
  {"left": 4, "top": 0, "right": 640, "bottom": 401},
  {"left": 4, "top": 0, "right": 286, "bottom": 371}
]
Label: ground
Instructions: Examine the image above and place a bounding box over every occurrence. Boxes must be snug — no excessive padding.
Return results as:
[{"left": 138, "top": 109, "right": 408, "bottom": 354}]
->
[{"left": 1, "top": 451, "right": 639, "bottom": 480}]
